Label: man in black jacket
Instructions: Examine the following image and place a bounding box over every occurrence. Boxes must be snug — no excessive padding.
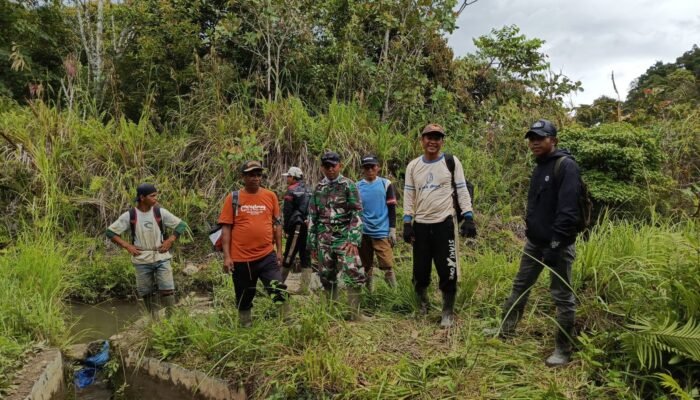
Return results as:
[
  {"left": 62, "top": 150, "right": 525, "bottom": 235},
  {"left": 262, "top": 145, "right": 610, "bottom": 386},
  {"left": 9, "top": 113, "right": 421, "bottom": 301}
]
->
[
  {"left": 281, "top": 166, "right": 313, "bottom": 292},
  {"left": 487, "top": 119, "right": 581, "bottom": 367}
]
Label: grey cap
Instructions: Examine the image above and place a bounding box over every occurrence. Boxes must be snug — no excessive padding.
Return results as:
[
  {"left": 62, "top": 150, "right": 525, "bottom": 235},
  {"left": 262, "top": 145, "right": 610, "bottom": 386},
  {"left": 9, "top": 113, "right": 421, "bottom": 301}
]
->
[{"left": 282, "top": 166, "right": 303, "bottom": 178}]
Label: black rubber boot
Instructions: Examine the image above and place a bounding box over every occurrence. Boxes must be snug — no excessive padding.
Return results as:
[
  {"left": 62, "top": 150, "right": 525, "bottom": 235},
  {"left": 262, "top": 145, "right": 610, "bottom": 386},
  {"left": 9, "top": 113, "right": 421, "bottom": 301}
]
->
[
  {"left": 484, "top": 299, "right": 524, "bottom": 338},
  {"left": 440, "top": 291, "right": 456, "bottom": 329},
  {"left": 546, "top": 322, "right": 575, "bottom": 367},
  {"left": 416, "top": 287, "right": 429, "bottom": 315},
  {"left": 239, "top": 309, "right": 252, "bottom": 328}
]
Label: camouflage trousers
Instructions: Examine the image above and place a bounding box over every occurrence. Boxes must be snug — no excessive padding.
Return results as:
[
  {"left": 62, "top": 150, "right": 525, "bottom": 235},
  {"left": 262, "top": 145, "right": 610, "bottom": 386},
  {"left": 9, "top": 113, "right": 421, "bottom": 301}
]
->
[{"left": 315, "top": 241, "right": 366, "bottom": 289}]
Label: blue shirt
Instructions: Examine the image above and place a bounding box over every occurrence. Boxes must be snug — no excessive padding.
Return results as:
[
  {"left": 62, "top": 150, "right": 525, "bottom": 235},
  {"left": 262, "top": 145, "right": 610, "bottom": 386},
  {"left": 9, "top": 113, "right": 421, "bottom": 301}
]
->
[{"left": 357, "top": 177, "right": 395, "bottom": 238}]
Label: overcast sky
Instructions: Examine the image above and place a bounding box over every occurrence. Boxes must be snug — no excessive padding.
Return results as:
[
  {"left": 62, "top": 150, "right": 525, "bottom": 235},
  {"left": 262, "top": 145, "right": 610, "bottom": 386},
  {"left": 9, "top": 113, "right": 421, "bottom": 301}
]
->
[{"left": 447, "top": 0, "right": 700, "bottom": 106}]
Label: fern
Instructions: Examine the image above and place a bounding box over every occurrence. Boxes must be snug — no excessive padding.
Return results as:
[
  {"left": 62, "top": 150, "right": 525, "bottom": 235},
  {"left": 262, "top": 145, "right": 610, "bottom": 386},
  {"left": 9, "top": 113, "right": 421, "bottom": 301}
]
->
[
  {"left": 654, "top": 373, "right": 696, "bottom": 400},
  {"left": 623, "top": 317, "right": 700, "bottom": 369}
]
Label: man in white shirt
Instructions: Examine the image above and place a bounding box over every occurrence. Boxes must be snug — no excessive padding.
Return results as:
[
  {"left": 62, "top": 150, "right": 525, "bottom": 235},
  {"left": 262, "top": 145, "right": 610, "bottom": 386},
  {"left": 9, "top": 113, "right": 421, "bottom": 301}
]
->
[
  {"left": 106, "top": 183, "right": 188, "bottom": 318},
  {"left": 403, "top": 123, "right": 477, "bottom": 328}
]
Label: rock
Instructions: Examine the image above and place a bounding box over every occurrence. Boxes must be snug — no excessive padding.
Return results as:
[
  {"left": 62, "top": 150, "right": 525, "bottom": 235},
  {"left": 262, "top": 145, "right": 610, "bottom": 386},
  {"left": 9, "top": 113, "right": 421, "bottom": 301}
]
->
[
  {"left": 64, "top": 344, "right": 89, "bottom": 361},
  {"left": 182, "top": 263, "right": 199, "bottom": 276}
]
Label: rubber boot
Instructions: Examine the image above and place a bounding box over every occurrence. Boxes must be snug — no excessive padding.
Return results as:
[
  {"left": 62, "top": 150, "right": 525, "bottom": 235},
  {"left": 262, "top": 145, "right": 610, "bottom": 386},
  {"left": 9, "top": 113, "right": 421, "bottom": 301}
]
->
[
  {"left": 142, "top": 293, "right": 160, "bottom": 320},
  {"left": 160, "top": 293, "right": 176, "bottom": 318},
  {"left": 416, "top": 287, "right": 429, "bottom": 315},
  {"left": 281, "top": 267, "right": 292, "bottom": 283},
  {"left": 347, "top": 287, "right": 371, "bottom": 322},
  {"left": 365, "top": 271, "right": 374, "bottom": 292},
  {"left": 440, "top": 291, "right": 456, "bottom": 329},
  {"left": 278, "top": 301, "right": 292, "bottom": 322},
  {"left": 239, "top": 309, "right": 253, "bottom": 328},
  {"left": 384, "top": 270, "right": 397, "bottom": 288},
  {"left": 546, "top": 324, "right": 574, "bottom": 367},
  {"left": 324, "top": 284, "right": 339, "bottom": 304},
  {"left": 299, "top": 268, "right": 312, "bottom": 294},
  {"left": 483, "top": 307, "right": 522, "bottom": 338}
]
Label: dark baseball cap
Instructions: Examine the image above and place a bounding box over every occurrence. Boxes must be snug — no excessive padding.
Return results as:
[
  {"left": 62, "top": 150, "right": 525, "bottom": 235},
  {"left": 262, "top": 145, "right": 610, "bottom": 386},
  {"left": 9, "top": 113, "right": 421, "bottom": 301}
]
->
[
  {"left": 135, "top": 183, "right": 157, "bottom": 202},
  {"left": 321, "top": 151, "right": 341, "bottom": 165},
  {"left": 240, "top": 160, "right": 265, "bottom": 173},
  {"left": 361, "top": 155, "right": 379, "bottom": 166},
  {"left": 421, "top": 123, "right": 446, "bottom": 137},
  {"left": 525, "top": 119, "right": 557, "bottom": 138}
]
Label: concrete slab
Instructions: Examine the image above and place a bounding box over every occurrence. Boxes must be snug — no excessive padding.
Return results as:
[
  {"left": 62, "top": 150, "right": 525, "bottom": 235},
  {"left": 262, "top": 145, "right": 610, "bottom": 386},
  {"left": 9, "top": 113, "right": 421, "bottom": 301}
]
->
[{"left": 7, "top": 348, "right": 64, "bottom": 400}]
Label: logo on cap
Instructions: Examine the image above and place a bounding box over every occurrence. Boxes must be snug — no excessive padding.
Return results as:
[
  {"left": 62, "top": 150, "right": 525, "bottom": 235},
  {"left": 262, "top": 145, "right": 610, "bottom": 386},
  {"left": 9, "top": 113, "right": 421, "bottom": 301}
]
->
[
  {"left": 361, "top": 155, "right": 379, "bottom": 166},
  {"left": 321, "top": 151, "right": 341, "bottom": 165}
]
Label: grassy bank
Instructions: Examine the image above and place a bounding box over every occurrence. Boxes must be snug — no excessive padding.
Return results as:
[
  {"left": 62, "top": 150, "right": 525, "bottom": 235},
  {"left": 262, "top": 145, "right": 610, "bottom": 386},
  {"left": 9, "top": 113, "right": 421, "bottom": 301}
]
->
[
  {"left": 0, "top": 236, "right": 69, "bottom": 395},
  {"left": 138, "top": 219, "right": 699, "bottom": 399}
]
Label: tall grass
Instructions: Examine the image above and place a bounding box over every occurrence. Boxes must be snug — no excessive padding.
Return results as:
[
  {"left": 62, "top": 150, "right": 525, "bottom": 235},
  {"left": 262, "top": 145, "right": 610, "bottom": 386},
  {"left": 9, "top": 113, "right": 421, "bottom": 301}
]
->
[
  {"left": 136, "top": 218, "right": 699, "bottom": 399},
  {"left": 0, "top": 235, "right": 69, "bottom": 393}
]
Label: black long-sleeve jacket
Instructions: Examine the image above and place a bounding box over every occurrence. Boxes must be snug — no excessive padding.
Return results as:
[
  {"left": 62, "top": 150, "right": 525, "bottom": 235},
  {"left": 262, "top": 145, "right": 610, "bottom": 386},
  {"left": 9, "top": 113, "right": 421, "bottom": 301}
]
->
[
  {"left": 525, "top": 149, "right": 581, "bottom": 246},
  {"left": 282, "top": 181, "right": 311, "bottom": 234}
]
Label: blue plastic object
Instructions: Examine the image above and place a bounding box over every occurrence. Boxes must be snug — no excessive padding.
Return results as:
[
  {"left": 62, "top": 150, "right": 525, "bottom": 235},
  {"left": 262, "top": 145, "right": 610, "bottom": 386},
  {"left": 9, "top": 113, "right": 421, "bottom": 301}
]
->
[
  {"left": 74, "top": 340, "right": 110, "bottom": 389},
  {"left": 84, "top": 341, "right": 109, "bottom": 368},
  {"left": 74, "top": 367, "right": 97, "bottom": 389}
]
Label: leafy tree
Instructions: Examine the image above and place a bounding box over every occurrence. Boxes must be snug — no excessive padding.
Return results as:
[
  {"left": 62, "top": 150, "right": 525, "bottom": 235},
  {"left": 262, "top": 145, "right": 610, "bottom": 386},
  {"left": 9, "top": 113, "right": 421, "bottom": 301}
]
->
[
  {"left": 575, "top": 96, "right": 621, "bottom": 127},
  {"left": 626, "top": 45, "right": 700, "bottom": 121},
  {"left": 454, "top": 25, "right": 580, "bottom": 118},
  {"left": 560, "top": 123, "right": 673, "bottom": 213},
  {"left": 0, "top": 0, "right": 76, "bottom": 102}
]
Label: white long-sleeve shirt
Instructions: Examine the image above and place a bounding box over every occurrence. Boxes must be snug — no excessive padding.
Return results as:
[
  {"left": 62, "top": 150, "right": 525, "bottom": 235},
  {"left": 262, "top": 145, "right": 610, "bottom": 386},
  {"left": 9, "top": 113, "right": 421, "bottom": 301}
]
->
[{"left": 403, "top": 154, "right": 473, "bottom": 224}]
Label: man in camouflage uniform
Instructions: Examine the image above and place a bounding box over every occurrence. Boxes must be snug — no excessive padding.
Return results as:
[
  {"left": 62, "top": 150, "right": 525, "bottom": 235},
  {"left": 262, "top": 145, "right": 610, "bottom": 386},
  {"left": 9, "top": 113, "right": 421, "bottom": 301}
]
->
[{"left": 308, "top": 151, "right": 369, "bottom": 321}]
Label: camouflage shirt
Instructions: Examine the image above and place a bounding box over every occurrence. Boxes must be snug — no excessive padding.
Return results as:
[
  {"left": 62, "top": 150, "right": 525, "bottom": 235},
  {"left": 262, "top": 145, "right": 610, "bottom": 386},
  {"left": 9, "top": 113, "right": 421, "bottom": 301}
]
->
[{"left": 308, "top": 175, "right": 363, "bottom": 247}]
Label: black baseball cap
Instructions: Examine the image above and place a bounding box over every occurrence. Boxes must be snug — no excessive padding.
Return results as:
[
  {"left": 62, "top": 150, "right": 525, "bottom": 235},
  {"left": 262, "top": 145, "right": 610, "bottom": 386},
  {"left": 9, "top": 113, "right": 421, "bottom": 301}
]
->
[
  {"left": 135, "top": 183, "right": 157, "bottom": 202},
  {"left": 240, "top": 160, "right": 265, "bottom": 174},
  {"left": 361, "top": 155, "right": 379, "bottom": 166},
  {"left": 321, "top": 151, "right": 341, "bottom": 165},
  {"left": 525, "top": 119, "right": 557, "bottom": 138}
]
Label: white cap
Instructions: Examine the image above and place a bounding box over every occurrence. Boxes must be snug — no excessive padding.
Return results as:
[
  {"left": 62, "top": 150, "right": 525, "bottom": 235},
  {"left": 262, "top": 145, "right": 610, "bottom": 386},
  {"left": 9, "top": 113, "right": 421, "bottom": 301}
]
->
[{"left": 282, "top": 166, "right": 303, "bottom": 178}]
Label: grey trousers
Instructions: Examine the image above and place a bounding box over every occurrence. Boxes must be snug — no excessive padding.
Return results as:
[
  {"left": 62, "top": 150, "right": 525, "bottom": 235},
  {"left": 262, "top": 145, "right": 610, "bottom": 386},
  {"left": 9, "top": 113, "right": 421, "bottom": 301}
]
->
[{"left": 503, "top": 240, "right": 576, "bottom": 333}]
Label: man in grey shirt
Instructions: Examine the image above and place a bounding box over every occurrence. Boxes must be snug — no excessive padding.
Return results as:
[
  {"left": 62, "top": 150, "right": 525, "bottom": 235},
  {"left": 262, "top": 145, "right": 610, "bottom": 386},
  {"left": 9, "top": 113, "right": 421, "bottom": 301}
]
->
[{"left": 106, "top": 183, "right": 188, "bottom": 318}]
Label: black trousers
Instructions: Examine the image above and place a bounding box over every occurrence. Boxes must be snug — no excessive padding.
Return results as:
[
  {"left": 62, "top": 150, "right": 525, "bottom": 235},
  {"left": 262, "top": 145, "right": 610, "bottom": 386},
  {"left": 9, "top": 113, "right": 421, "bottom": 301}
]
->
[
  {"left": 412, "top": 217, "right": 458, "bottom": 294},
  {"left": 282, "top": 223, "right": 310, "bottom": 270},
  {"left": 232, "top": 252, "right": 287, "bottom": 311}
]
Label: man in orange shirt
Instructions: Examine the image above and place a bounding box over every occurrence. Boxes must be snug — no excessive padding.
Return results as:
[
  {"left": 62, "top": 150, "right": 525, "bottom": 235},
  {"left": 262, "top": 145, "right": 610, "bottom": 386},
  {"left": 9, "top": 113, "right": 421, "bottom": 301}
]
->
[{"left": 218, "top": 160, "right": 288, "bottom": 327}]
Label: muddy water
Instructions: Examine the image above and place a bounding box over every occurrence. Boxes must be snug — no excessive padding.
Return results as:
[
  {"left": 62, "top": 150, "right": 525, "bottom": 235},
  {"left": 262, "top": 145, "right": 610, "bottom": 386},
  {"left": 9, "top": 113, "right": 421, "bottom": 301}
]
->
[
  {"left": 120, "top": 370, "right": 212, "bottom": 400},
  {"left": 69, "top": 299, "right": 142, "bottom": 342}
]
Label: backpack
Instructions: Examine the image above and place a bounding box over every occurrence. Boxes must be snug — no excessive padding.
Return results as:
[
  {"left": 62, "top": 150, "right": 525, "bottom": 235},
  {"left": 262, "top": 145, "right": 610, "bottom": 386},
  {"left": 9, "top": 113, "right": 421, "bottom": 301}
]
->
[
  {"left": 210, "top": 191, "right": 240, "bottom": 252},
  {"left": 554, "top": 156, "right": 593, "bottom": 233},
  {"left": 129, "top": 206, "right": 164, "bottom": 245},
  {"left": 445, "top": 153, "right": 475, "bottom": 222},
  {"left": 284, "top": 183, "right": 311, "bottom": 232}
]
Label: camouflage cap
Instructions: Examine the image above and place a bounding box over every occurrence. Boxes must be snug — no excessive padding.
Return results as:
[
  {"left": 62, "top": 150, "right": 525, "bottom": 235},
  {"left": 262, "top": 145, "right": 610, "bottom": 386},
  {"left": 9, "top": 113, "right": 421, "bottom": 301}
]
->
[
  {"left": 240, "top": 160, "right": 265, "bottom": 173},
  {"left": 421, "top": 123, "right": 446, "bottom": 137}
]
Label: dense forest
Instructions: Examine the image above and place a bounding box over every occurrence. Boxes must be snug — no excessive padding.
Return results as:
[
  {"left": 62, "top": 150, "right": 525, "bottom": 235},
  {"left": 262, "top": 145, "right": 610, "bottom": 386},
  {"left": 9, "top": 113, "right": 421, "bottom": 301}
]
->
[{"left": 1, "top": 1, "right": 699, "bottom": 398}]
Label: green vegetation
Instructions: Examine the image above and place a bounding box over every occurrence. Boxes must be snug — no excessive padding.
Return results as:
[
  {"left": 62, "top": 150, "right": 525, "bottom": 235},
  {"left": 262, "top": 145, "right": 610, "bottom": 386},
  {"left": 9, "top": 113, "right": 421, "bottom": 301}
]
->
[
  {"left": 142, "top": 219, "right": 699, "bottom": 398},
  {"left": 1, "top": 0, "right": 698, "bottom": 398}
]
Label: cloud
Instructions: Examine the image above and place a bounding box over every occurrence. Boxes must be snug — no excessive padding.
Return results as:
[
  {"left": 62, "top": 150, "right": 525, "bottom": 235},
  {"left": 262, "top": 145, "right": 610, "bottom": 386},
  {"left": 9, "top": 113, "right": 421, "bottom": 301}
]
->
[{"left": 447, "top": 0, "right": 700, "bottom": 105}]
